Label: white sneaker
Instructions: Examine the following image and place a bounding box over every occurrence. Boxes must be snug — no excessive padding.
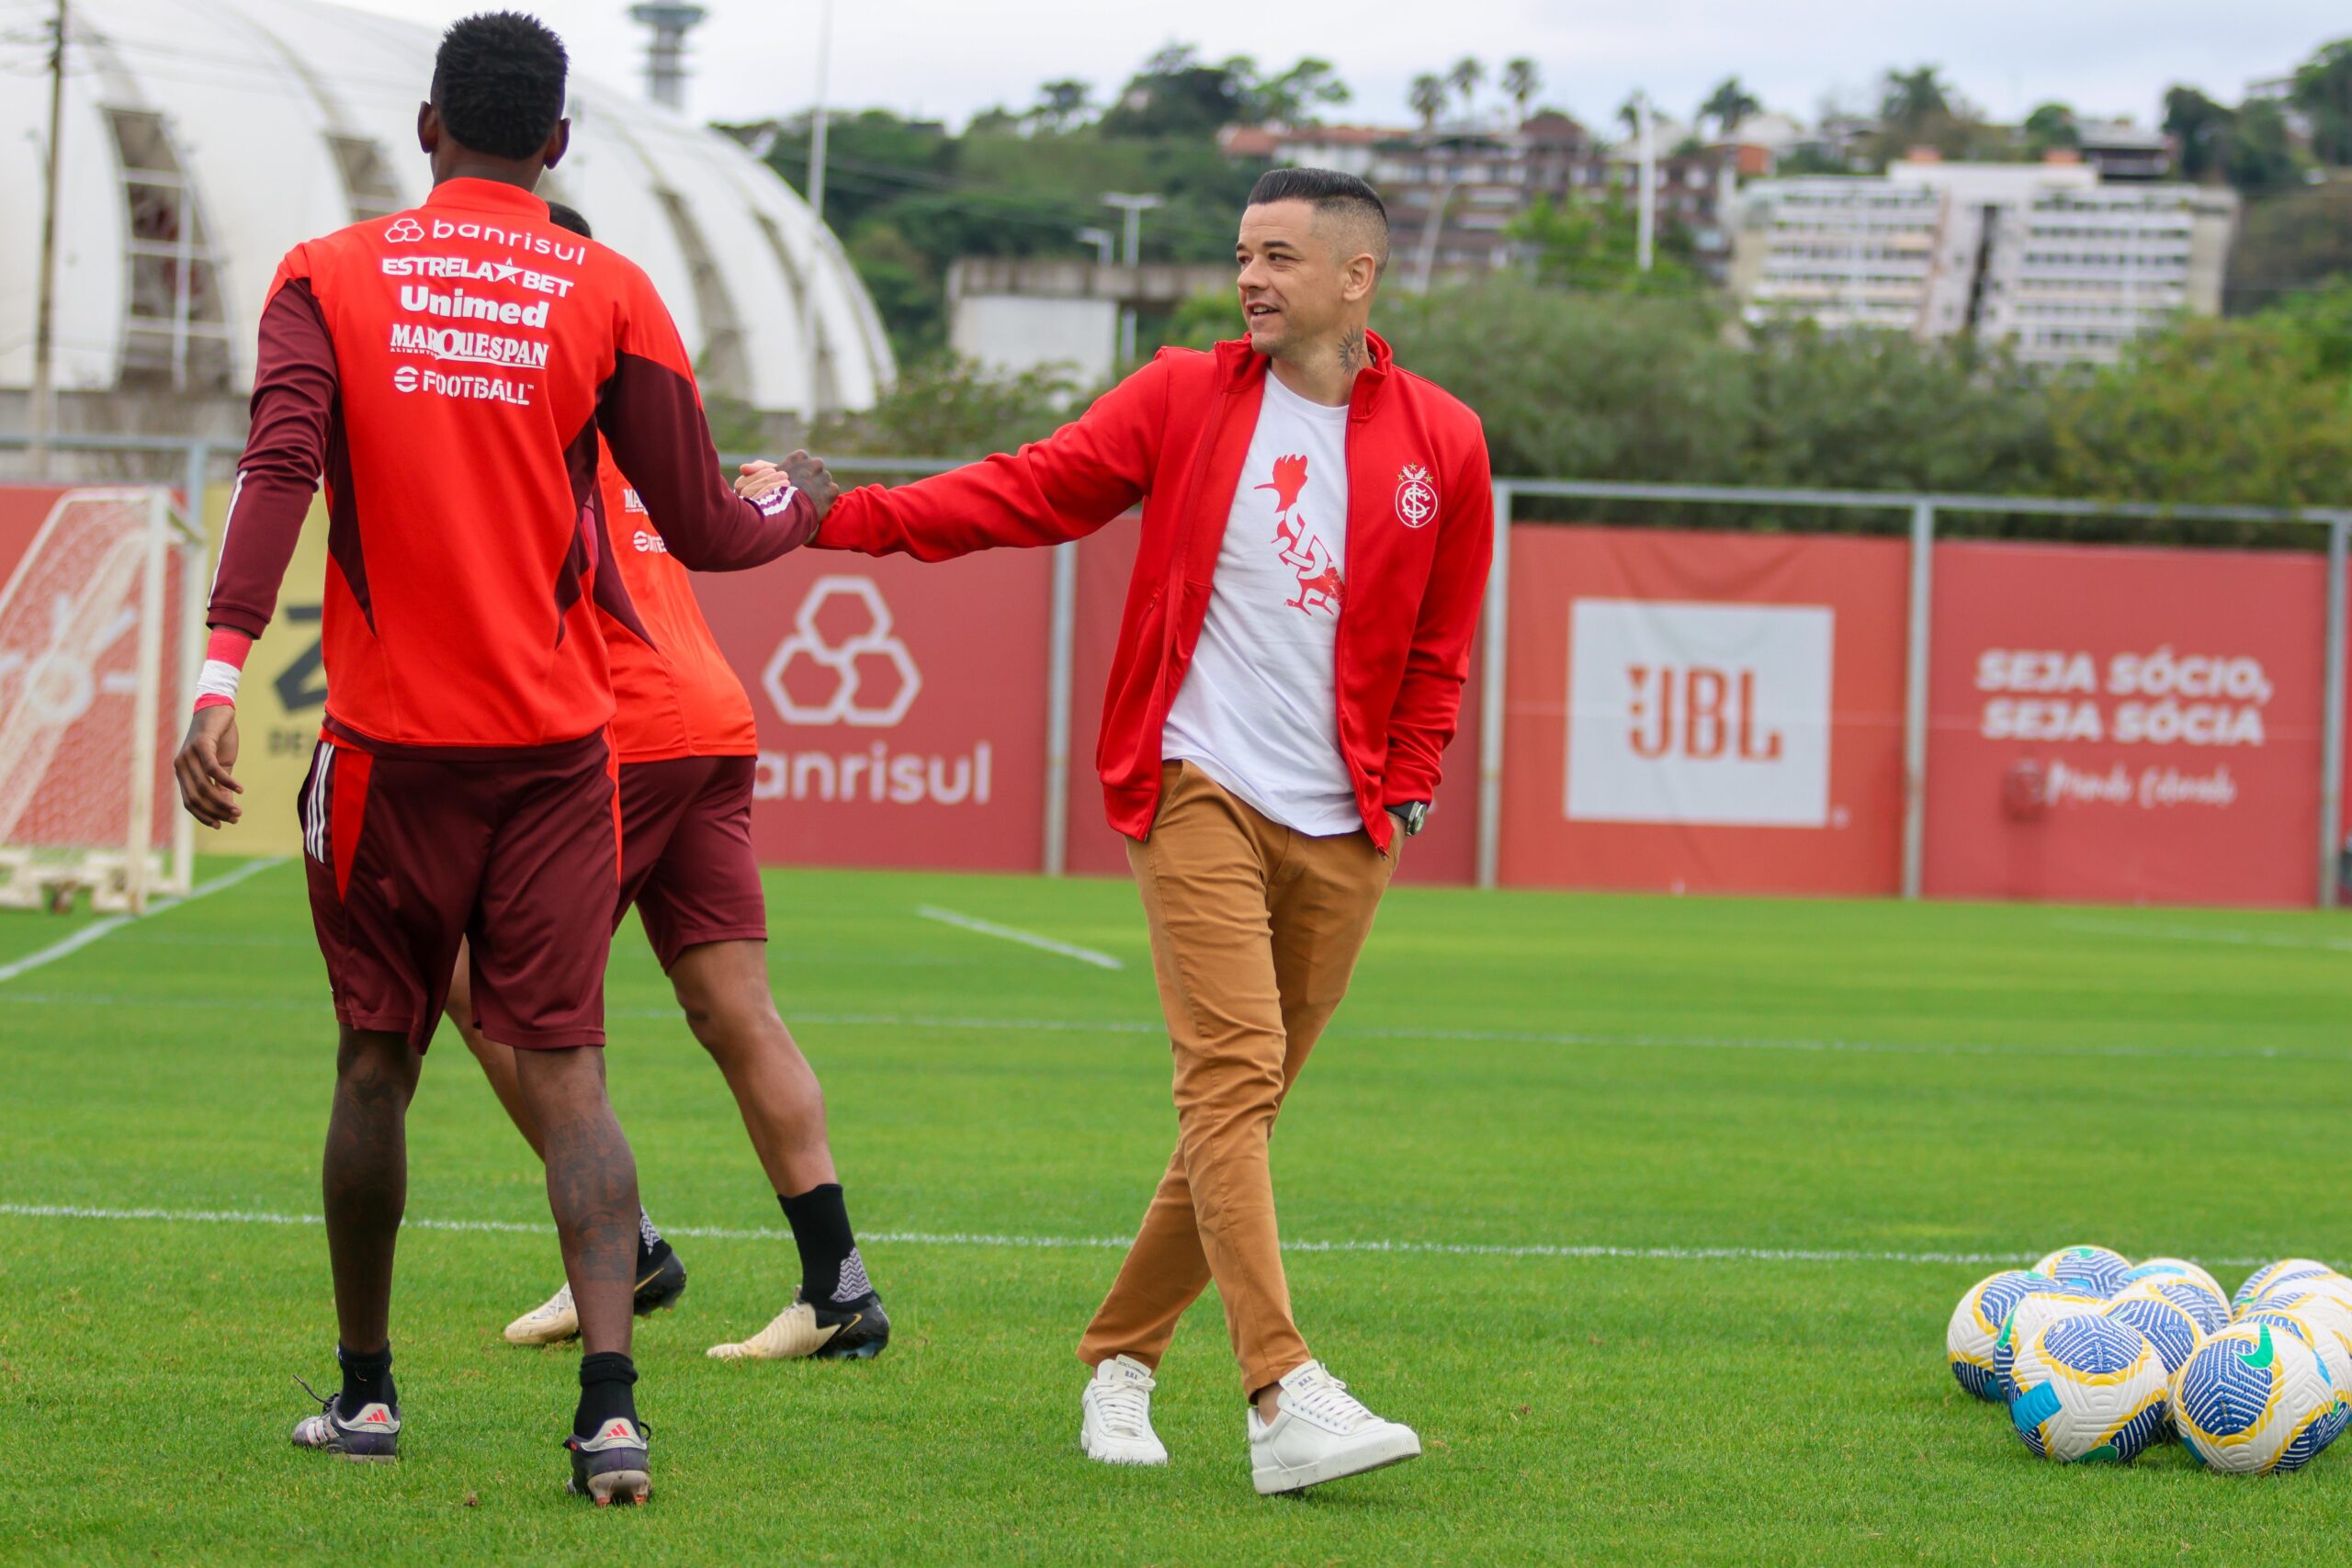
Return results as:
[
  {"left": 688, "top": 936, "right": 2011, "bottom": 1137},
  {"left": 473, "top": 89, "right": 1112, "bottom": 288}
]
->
[
  {"left": 1080, "top": 1355, "right": 1169, "bottom": 1466},
  {"left": 503, "top": 1282, "right": 579, "bottom": 1346},
  {"left": 1247, "top": 1361, "right": 1420, "bottom": 1495}
]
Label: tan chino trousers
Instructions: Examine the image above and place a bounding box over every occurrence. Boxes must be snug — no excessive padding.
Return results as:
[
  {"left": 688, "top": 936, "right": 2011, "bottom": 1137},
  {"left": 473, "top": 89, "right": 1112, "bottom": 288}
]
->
[{"left": 1077, "top": 761, "right": 1396, "bottom": 1394}]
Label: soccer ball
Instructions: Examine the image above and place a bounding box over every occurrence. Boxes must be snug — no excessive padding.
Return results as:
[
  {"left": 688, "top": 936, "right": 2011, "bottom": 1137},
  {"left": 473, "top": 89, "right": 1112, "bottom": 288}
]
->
[
  {"left": 2254, "top": 1293, "right": 2352, "bottom": 1451},
  {"left": 2172, "top": 1322, "right": 2345, "bottom": 1474},
  {"left": 2119, "top": 1275, "right": 2229, "bottom": 1336},
  {"left": 2236, "top": 1308, "right": 2352, "bottom": 1451},
  {"left": 1948, "top": 1271, "right": 2055, "bottom": 1402},
  {"left": 2101, "top": 1289, "right": 2204, "bottom": 1380},
  {"left": 2033, "top": 1246, "right": 2132, "bottom": 1298},
  {"left": 2233, "top": 1258, "right": 2335, "bottom": 1313},
  {"left": 1996, "top": 1288, "right": 2113, "bottom": 1402},
  {"left": 2007, "top": 1314, "right": 2169, "bottom": 1462},
  {"left": 2122, "top": 1257, "right": 2227, "bottom": 1304},
  {"left": 2253, "top": 1274, "right": 2352, "bottom": 1320}
]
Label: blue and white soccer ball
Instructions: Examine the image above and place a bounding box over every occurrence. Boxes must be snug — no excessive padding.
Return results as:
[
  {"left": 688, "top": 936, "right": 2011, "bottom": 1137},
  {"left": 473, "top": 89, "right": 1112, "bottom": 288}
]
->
[
  {"left": 2033, "top": 1246, "right": 2133, "bottom": 1299},
  {"left": 1948, "top": 1271, "right": 2055, "bottom": 1402},
  {"left": 1996, "top": 1288, "right": 2113, "bottom": 1402},
  {"left": 2254, "top": 1273, "right": 2352, "bottom": 1321},
  {"left": 2126, "top": 1275, "right": 2230, "bottom": 1336},
  {"left": 2102, "top": 1288, "right": 2204, "bottom": 1381},
  {"left": 2236, "top": 1307, "right": 2352, "bottom": 1452},
  {"left": 2122, "top": 1257, "right": 2228, "bottom": 1305},
  {"left": 2233, "top": 1258, "right": 2335, "bottom": 1314},
  {"left": 2172, "top": 1322, "right": 2346, "bottom": 1474},
  {"left": 2007, "top": 1314, "right": 2170, "bottom": 1463}
]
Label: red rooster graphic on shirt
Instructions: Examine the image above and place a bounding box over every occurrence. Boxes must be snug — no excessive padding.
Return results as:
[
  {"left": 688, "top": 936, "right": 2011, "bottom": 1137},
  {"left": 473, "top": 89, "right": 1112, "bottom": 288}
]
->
[{"left": 1256, "top": 454, "right": 1343, "bottom": 616}]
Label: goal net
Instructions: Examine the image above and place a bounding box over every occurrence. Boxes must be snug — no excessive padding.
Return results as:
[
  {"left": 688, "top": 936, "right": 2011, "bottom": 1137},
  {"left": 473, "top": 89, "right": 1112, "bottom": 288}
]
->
[{"left": 0, "top": 487, "right": 201, "bottom": 913}]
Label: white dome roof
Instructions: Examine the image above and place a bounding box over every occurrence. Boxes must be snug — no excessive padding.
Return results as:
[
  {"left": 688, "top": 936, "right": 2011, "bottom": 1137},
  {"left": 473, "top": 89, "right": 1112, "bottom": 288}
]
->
[{"left": 0, "top": 0, "right": 893, "bottom": 413}]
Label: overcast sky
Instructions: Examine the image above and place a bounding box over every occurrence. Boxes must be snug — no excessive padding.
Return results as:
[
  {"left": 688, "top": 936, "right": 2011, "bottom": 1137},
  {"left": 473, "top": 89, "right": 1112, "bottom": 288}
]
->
[{"left": 344, "top": 0, "right": 2336, "bottom": 134}]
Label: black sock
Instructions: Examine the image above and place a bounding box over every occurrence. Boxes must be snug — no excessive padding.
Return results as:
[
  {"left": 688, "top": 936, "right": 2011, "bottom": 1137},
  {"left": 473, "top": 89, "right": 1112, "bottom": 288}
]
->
[
  {"left": 637, "top": 1207, "right": 671, "bottom": 1274},
  {"left": 779, "top": 1183, "right": 869, "bottom": 1304},
  {"left": 574, "top": 1351, "right": 639, "bottom": 1441},
  {"left": 337, "top": 1342, "right": 394, "bottom": 1414}
]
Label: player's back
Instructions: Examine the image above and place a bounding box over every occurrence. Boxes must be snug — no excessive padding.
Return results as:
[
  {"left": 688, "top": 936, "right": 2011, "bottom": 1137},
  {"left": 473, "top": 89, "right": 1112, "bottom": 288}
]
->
[{"left": 252, "top": 181, "right": 644, "bottom": 750}]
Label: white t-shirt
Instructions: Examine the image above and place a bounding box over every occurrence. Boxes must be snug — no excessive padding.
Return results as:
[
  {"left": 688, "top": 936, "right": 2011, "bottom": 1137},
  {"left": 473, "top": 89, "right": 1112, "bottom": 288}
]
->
[{"left": 1161, "top": 372, "right": 1360, "bottom": 836}]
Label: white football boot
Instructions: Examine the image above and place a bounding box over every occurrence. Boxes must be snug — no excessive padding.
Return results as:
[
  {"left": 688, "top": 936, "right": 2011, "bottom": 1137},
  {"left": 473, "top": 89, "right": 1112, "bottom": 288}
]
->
[
  {"left": 503, "top": 1282, "right": 579, "bottom": 1346},
  {"left": 1247, "top": 1361, "right": 1420, "bottom": 1495},
  {"left": 1080, "top": 1355, "right": 1170, "bottom": 1466}
]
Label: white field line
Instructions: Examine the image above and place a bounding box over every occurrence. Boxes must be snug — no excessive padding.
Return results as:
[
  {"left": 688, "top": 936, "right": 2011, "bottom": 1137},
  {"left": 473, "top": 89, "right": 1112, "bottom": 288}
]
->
[
  {"left": 0, "top": 856, "right": 287, "bottom": 985},
  {"left": 915, "top": 905, "right": 1124, "bottom": 970},
  {"left": 1, "top": 1201, "right": 2264, "bottom": 1269},
  {"left": 2047, "top": 916, "right": 2352, "bottom": 954}
]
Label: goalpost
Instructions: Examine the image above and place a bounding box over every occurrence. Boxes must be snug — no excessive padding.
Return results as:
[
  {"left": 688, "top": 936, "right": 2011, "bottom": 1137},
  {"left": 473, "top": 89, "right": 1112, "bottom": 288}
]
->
[{"left": 0, "top": 485, "right": 204, "bottom": 914}]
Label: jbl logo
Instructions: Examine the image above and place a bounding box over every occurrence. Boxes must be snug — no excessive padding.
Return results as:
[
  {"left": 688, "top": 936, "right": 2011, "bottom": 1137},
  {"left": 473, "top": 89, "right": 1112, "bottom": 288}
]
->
[
  {"left": 1627, "top": 666, "right": 1784, "bottom": 762},
  {"left": 1567, "top": 601, "right": 1834, "bottom": 827}
]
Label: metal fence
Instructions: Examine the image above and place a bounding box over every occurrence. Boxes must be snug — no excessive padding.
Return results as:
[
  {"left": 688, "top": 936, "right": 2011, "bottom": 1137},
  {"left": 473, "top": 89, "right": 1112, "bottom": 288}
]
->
[{"left": 11, "top": 434, "right": 2349, "bottom": 906}]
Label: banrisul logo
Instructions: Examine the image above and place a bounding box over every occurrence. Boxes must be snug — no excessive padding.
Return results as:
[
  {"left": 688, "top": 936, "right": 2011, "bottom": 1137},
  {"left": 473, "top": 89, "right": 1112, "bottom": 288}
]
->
[{"left": 1566, "top": 599, "right": 1836, "bottom": 828}]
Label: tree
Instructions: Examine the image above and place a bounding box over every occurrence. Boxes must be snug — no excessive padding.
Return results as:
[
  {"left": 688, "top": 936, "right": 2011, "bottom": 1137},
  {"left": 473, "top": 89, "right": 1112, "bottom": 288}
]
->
[
  {"left": 1447, "top": 56, "right": 1485, "bottom": 118},
  {"left": 1508, "top": 195, "right": 1697, "bottom": 293},
  {"left": 2224, "top": 179, "right": 2352, "bottom": 313},
  {"left": 813, "top": 356, "right": 1080, "bottom": 458},
  {"left": 1699, "top": 76, "right": 1762, "bottom": 138},
  {"left": 1501, "top": 58, "right": 1542, "bottom": 125},
  {"left": 2022, "top": 101, "right": 2078, "bottom": 157},
  {"left": 1248, "top": 57, "right": 1351, "bottom": 126},
  {"left": 1408, "top": 73, "right": 1448, "bottom": 131},
  {"left": 2164, "top": 86, "right": 2235, "bottom": 181},
  {"left": 1879, "top": 65, "right": 1952, "bottom": 128},
  {"left": 1099, "top": 46, "right": 1253, "bottom": 138},
  {"left": 1029, "top": 79, "right": 1091, "bottom": 133},
  {"left": 2291, "top": 39, "right": 2352, "bottom": 165},
  {"left": 2225, "top": 99, "right": 2302, "bottom": 196}
]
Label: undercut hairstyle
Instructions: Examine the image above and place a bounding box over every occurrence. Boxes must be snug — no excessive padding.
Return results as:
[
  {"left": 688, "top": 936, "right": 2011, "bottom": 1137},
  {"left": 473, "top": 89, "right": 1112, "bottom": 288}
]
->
[
  {"left": 544, "top": 201, "right": 592, "bottom": 240},
  {"left": 430, "top": 12, "right": 568, "bottom": 161},
  {"left": 1248, "top": 166, "right": 1391, "bottom": 273}
]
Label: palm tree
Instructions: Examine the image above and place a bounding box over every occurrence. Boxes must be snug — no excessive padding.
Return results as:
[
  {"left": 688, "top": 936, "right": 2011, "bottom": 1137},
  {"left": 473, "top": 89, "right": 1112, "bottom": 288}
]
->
[
  {"left": 1447, "top": 56, "right": 1485, "bottom": 119},
  {"left": 1500, "top": 58, "right": 1541, "bottom": 125},
  {"left": 1699, "top": 75, "right": 1762, "bottom": 138},
  {"left": 1409, "top": 73, "right": 1449, "bottom": 131},
  {"left": 1880, "top": 65, "right": 1951, "bottom": 129}
]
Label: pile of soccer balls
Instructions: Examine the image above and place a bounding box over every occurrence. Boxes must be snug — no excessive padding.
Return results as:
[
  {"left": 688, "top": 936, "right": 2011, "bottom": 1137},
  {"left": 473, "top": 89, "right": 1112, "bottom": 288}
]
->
[{"left": 1946, "top": 1247, "right": 2352, "bottom": 1472}]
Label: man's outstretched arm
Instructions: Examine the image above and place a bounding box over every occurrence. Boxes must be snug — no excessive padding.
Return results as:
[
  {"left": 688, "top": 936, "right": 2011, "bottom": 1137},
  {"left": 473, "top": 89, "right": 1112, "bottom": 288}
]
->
[
  {"left": 178, "top": 264, "right": 336, "bottom": 828},
  {"left": 760, "top": 355, "right": 1172, "bottom": 562}
]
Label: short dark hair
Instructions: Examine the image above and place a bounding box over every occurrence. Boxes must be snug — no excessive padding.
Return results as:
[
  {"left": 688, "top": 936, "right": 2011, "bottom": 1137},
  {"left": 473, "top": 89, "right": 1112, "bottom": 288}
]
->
[
  {"left": 1247, "top": 165, "right": 1390, "bottom": 270},
  {"left": 430, "top": 12, "right": 568, "bottom": 161},
  {"left": 544, "top": 200, "right": 591, "bottom": 239}
]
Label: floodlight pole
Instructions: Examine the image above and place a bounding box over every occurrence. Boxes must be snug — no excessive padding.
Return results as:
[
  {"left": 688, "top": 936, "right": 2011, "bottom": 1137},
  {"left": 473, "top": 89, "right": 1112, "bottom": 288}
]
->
[
  {"left": 1102, "top": 193, "right": 1161, "bottom": 365},
  {"left": 1634, "top": 90, "right": 1656, "bottom": 274},
  {"left": 799, "top": 0, "right": 834, "bottom": 425},
  {"left": 28, "top": 0, "right": 68, "bottom": 481}
]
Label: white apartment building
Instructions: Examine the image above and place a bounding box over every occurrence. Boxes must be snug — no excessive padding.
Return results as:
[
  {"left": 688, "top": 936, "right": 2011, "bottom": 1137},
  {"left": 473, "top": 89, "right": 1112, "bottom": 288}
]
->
[{"left": 1727, "top": 157, "right": 2238, "bottom": 367}]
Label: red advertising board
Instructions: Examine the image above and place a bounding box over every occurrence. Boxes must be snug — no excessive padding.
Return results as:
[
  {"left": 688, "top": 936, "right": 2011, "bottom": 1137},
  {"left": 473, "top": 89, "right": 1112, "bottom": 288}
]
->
[
  {"left": 1498, "top": 525, "right": 1909, "bottom": 895},
  {"left": 1924, "top": 540, "right": 2324, "bottom": 907},
  {"left": 690, "top": 548, "right": 1053, "bottom": 872}
]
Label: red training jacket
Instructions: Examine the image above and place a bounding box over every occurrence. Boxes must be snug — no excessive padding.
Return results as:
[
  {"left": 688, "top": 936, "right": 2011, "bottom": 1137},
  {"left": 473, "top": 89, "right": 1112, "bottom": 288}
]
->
[
  {"left": 815, "top": 333, "right": 1493, "bottom": 851},
  {"left": 210, "top": 178, "right": 814, "bottom": 754},
  {"left": 593, "top": 435, "right": 759, "bottom": 762}
]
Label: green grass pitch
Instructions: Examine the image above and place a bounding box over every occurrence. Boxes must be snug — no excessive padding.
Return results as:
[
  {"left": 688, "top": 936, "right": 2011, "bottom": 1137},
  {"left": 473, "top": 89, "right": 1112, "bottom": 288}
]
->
[{"left": 6, "top": 856, "right": 2352, "bottom": 1563}]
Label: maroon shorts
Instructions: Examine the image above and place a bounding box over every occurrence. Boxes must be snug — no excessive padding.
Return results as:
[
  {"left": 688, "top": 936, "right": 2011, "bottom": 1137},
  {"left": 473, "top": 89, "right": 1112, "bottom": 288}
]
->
[
  {"left": 300, "top": 729, "right": 619, "bottom": 1051},
  {"left": 617, "top": 753, "right": 767, "bottom": 971}
]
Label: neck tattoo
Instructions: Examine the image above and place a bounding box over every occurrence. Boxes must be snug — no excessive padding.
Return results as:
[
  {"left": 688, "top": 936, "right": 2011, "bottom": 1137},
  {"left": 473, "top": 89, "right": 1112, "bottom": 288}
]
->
[{"left": 1336, "top": 328, "right": 1365, "bottom": 376}]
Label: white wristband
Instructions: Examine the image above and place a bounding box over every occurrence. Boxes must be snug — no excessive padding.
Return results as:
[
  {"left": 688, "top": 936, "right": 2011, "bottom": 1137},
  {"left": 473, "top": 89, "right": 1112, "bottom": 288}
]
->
[{"left": 197, "top": 659, "right": 243, "bottom": 705}]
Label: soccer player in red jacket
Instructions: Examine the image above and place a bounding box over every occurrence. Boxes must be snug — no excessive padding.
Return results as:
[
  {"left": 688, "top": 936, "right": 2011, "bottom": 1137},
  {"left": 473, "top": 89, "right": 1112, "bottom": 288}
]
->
[
  {"left": 171, "top": 15, "right": 820, "bottom": 1504},
  {"left": 743, "top": 167, "right": 1493, "bottom": 1495},
  {"left": 440, "top": 201, "right": 887, "bottom": 1367}
]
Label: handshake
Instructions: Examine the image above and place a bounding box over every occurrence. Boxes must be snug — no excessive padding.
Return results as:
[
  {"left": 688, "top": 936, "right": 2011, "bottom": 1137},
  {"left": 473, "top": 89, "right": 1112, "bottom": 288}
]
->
[{"left": 735, "top": 451, "right": 841, "bottom": 522}]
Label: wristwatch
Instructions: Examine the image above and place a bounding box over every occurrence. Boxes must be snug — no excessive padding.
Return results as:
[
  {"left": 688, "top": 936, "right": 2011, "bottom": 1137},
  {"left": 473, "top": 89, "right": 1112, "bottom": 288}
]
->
[{"left": 1387, "top": 800, "right": 1430, "bottom": 838}]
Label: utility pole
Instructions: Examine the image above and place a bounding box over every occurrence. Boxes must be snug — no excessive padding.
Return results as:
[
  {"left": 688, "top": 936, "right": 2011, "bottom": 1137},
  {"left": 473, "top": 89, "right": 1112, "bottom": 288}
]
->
[
  {"left": 798, "top": 0, "right": 834, "bottom": 426},
  {"left": 1634, "top": 90, "right": 1656, "bottom": 275},
  {"left": 1101, "top": 192, "right": 1160, "bottom": 366},
  {"left": 1075, "top": 226, "right": 1115, "bottom": 265},
  {"left": 28, "top": 0, "right": 68, "bottom": 480}
]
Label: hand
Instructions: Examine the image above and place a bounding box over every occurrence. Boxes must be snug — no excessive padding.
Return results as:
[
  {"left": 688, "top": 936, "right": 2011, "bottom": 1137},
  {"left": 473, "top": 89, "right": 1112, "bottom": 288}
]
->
[
  {"left": 175, "top": 705, "right": 243, "bottom": 829},
  {"left": 734, "top": 459, "right": 781, "bottom": 498}
]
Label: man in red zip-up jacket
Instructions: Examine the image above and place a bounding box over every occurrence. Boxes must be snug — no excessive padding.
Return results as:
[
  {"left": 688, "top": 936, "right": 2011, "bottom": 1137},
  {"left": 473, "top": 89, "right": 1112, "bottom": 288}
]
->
[
  {"left": 750, "top": 167, "right": 1492, "bottom": 1495},
  {"left": 170, "top": 15, "right": 817, "bottom": 1503}
]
